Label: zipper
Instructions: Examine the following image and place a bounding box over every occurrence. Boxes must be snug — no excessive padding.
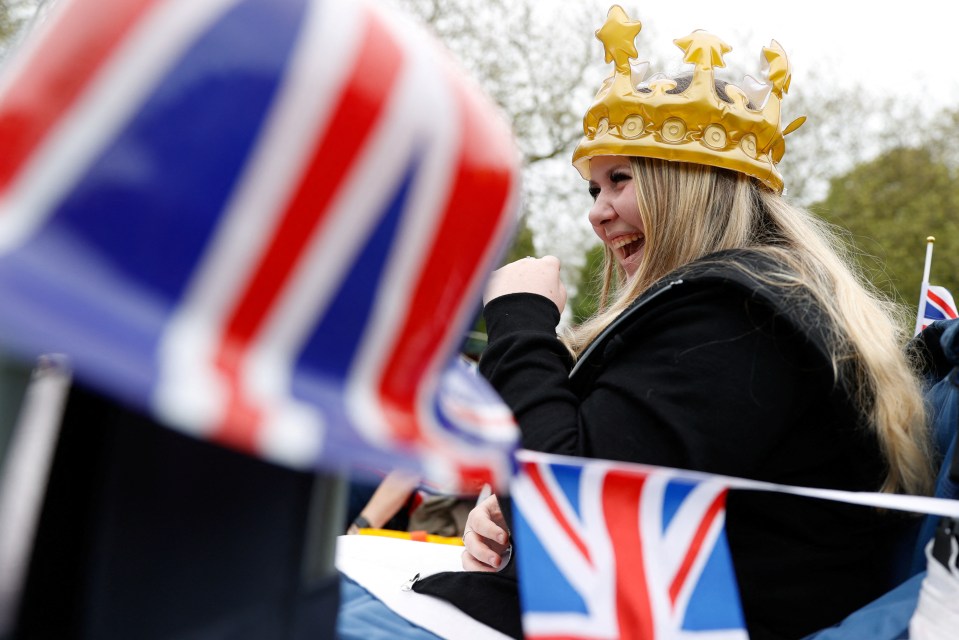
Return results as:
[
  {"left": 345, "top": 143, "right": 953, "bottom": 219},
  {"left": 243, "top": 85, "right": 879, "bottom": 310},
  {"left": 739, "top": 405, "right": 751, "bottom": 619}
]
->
[
  {"left": 569, "top": 278, "right": 684, "bottom": 380},
  {"left": 401, "top": 572, "right": 420, "bottom": 591}
]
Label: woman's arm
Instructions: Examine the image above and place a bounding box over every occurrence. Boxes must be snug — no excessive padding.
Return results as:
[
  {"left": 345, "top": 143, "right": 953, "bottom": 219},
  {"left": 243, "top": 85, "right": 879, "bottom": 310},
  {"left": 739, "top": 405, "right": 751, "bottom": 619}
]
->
[
  {"left": 480, "top": 283, "right": 826, "bottom": 476},
  {"left": 346, "top": 470, "right": 420, "bottom": 534}
]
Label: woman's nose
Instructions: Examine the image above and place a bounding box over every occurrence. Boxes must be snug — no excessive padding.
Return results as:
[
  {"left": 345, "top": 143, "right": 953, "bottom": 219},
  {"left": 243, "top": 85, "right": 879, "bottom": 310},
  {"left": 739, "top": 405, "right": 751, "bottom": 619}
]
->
[{"left": 588, "top": 196, "right": 616, "bottom": 227}]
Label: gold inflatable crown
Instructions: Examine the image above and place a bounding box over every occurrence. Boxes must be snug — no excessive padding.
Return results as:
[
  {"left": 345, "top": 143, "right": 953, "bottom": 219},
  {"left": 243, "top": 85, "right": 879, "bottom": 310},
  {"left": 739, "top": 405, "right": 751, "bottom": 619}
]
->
[{"left": 572, "top": 5, "right": 806, "bottom": 193}]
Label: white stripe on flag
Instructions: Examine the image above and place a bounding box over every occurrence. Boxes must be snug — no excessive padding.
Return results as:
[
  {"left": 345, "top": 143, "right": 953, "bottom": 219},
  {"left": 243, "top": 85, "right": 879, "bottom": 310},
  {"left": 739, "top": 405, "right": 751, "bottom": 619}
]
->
[
  {"left": 516, "top": 450, "right": 959, "bottom": 519},
  {"left": 153, "top": 0, "right": 366, "bottom": 453},
  {"left": 512, "top": 461, "right": 618, "bottom": 639},
  {"left": 342, "top": 8, "right": 462, "bottom": 446}
]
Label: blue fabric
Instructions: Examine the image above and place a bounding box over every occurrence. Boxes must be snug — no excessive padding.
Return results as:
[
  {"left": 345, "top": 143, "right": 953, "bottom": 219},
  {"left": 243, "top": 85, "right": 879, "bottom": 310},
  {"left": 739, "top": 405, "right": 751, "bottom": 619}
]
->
[
  {"left": 909, "top": 320, "right": 959, "bottom": 576},
  {"left": 802, "top": 572, "right": 923, "bottom": 640},
  {"left": 806, "top": 320, "right": 959, "bottom": 639},
  {"left": 804, "top": 571, "right": 926, "bottom": 640},
  {"left": 943, "top": 320, "right": 959, "bottom": 364},
  {"left": 337, "top": 574, "right": 443, "bottom": 640}
]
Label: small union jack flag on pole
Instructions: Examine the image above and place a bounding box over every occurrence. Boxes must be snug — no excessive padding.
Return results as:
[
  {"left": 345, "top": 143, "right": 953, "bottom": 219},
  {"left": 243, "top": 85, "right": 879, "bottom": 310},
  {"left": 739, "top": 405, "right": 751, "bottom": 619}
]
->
[
  {"left": 915, "top": 237, "right": 958, "bottom": 335},
  {"left": 920, "top": 285, "right": 958, "bottom": 328},
  {"left": 0, "top": 0, "right": 520, "bottom": 490},
  {"left": 512, "top": 451, "right": 747, "bottom": 640}
]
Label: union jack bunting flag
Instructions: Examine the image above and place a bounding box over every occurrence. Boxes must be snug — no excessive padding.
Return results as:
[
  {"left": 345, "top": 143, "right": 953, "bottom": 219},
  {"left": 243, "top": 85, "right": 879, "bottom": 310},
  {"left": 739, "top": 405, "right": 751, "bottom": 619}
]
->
[
  {"left": 512, "top": 451, "right": 748, "bottom": 640},
  {"left": 0, "top": 0, "right": 520, "bottom": 490},
  {"left": 918, "top": 284, "right": 958, "bottom": 332}
]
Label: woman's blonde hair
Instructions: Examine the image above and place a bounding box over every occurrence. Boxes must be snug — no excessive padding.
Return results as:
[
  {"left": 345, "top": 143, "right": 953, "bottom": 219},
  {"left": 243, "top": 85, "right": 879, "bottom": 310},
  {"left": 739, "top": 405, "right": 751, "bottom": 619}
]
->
[{"left": 566, "top": 157, "right": 932, "bottom": 495}]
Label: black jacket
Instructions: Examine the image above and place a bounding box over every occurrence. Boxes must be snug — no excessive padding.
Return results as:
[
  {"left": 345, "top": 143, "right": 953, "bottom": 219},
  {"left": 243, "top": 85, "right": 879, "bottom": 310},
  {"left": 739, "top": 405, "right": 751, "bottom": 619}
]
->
[{"left": 479, "top": 250, "right": 913, "bottom": 639}]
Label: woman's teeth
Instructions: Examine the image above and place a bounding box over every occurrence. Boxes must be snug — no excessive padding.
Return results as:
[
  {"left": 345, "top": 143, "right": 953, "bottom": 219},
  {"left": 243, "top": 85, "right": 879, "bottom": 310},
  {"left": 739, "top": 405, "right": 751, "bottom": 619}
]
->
[{"left": 610, "top": 233, "right": 644, "bottom": 257}]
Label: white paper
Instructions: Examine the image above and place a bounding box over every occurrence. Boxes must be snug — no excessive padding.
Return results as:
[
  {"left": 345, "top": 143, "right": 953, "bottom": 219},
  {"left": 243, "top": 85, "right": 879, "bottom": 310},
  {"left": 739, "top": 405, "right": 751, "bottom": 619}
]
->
[{"left": 336, "top": 535, "right": 512, "bottom": 640}]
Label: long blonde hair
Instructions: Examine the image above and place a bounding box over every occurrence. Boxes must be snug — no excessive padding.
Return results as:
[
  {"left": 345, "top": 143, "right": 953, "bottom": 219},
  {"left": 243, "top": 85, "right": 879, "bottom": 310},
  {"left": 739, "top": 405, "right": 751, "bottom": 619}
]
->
[{"left": 566, "top": 157, "right": 932, "bottom": 495}]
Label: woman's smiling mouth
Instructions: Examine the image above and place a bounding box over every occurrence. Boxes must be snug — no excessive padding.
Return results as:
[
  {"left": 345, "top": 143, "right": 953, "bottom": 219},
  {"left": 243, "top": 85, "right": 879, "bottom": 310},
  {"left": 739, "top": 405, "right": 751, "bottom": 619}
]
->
[{"left": 610, "top": 232, "right": 645, "bottom": 260}]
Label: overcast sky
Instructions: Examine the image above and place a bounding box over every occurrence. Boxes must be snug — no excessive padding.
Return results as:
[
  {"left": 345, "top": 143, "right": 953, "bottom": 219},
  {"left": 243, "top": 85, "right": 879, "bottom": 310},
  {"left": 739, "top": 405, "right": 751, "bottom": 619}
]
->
[{"left": 608, "top": 1, "right": 956, "bottom": 113}]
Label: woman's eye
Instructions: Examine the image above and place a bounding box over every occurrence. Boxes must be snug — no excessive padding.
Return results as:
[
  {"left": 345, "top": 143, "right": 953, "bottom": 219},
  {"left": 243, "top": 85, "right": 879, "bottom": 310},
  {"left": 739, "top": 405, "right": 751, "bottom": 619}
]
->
[
  {"left": 588, "top": 185, "right": 600, "bottom": 200},
  {"left": 610, "top": 171, "right": 632, "bottom": 184}
]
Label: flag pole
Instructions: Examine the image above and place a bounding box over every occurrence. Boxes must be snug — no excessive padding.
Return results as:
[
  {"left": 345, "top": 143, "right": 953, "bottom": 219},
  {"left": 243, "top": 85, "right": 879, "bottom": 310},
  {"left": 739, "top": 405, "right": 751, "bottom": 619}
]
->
[
  {"left": 915, "top": 236, "right": 935, "bottom": 335},
  {"left": 921, "top": 236, "right": 935, "bottom": 285}
]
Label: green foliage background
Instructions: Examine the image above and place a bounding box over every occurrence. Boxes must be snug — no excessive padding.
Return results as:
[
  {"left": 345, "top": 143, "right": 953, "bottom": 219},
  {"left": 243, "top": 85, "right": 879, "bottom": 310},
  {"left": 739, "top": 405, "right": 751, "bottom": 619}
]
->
[
  {"left": 0, "top": 1, "right": 31, "bottom": 49},
  {"left": 812, "top": 145, "right": 959, "bottom": 307},
  {"left": 569, "top": 244, "right": 605, "bottom": 324},
  {"left": 463, "top": 218, "right": 537, "bottom": 357}
]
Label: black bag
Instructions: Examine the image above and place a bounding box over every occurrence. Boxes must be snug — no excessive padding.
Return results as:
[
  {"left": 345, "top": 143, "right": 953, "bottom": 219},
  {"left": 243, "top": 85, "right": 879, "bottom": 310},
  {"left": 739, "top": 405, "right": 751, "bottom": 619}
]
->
[
  {"left": 411, "top": 494, "right": 523, "bottom": 639},
  {"left": 411, "top": 564, "right": 523, "bottom": 640}
]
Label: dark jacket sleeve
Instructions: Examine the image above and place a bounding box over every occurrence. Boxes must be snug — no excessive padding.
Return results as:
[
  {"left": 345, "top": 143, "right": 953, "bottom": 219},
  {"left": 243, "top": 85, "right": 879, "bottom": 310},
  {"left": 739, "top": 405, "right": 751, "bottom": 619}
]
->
[{"left": 479, "top": 283, "right": 831, "bottom": 479}]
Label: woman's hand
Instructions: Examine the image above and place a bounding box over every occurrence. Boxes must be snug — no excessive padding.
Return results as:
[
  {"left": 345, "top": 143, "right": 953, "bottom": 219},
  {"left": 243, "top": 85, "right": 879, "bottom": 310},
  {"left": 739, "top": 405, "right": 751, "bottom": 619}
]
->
[
  {"left": 484, "top": 255, "right": 567, "bottom": 314},
  {"left": 461, "top": 494, "right": 511, "bottom": 572}
]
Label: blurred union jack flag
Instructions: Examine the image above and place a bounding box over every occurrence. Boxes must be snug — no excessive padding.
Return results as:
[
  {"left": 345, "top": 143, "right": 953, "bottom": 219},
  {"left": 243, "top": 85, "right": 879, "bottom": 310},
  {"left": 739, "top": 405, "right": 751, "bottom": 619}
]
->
[
  {"left": 0, "top": 0, "right": 519, "bottom": 490},
  {"left": 512, "top": 451, "right": 747, "bottom": 640},
  {"left": 918, "top": 284, "right": 958, "bottom": 332}
]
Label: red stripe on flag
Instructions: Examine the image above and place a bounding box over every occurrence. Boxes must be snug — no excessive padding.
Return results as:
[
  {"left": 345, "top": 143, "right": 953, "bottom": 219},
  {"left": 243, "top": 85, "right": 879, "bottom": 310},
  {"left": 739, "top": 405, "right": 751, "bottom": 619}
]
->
[
  {"left": 212, "top": 11, "right": 402, "bottom": 450},
  {"left": 604, "top": 470, "right": 655, "bottom": 640},
  {"left": 668, "top": 489, "right": 726, "bottom": 605},
  {"left": 0, "top": 0, "right": 160, "bottom": 196},
  {"left": 928, "top": 290, "right": 958, "bottom": 319},
  {"left": 377, "top": 73, "right": 514, "bottom": 445},
  {"left": 527, "top": 462, "right": 591, "bottom": 564},
  {"left": 458, "top": 466, "right": 495, "bottom": 494}
]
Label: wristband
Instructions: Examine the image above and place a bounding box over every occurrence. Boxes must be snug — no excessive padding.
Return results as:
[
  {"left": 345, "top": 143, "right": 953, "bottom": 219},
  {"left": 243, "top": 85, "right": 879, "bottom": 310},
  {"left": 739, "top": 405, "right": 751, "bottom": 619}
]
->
[{"left": 352, "top": 515, "right": 372, "bottom": 530}]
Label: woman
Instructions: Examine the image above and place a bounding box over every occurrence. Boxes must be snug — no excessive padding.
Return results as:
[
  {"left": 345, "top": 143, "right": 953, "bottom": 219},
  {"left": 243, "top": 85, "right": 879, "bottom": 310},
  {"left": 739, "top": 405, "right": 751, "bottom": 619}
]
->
[{"left": 459, "top": 6, "right": 932, "bottom": 639}]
